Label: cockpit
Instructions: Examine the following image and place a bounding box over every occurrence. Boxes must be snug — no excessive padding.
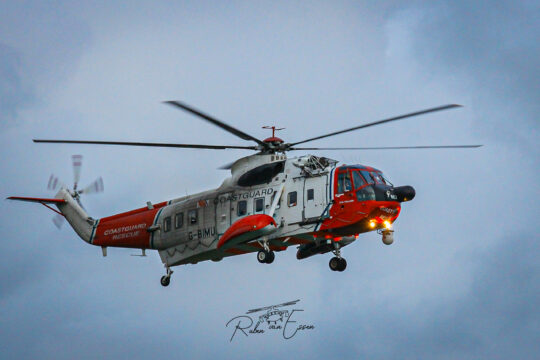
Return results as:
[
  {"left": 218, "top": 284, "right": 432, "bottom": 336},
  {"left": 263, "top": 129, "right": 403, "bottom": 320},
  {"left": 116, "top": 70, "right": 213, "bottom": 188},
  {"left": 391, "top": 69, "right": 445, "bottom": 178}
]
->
[
  {"left": 337, "top": 165, "right": 392, "bottom": 192},
  {"left": 336, "top": 165, "right": 396, "bottom": 202}
]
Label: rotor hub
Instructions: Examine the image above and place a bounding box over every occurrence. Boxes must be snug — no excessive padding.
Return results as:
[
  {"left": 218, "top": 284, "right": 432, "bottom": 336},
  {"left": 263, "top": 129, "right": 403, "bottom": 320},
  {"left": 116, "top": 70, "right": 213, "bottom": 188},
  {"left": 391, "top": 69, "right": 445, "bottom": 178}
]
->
[{"left": 263, "top": 136, "right": 284, "bottom": 144}]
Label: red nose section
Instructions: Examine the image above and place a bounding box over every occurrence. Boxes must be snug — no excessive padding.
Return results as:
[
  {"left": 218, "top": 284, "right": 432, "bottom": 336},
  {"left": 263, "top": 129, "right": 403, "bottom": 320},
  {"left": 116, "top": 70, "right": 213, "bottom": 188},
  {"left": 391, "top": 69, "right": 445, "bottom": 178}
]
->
[
  {"left": 217, "top": 214, "right": 277, "bottom": 249},
  {"left": 372, "top": 204, "right": 401, "bottom": 223}
]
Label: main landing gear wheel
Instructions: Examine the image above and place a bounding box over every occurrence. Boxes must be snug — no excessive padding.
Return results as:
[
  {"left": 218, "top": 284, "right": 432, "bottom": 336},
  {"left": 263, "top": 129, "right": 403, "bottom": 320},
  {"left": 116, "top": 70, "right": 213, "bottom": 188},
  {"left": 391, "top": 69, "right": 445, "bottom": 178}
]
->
[
  {"left": 329, "top": 257, "right": 347, "bottom": 272},
  {"left": 257, "top": 250, "right": 275, "bottom": 264},
  {"left": 160, "top": 275, "right": 170, "bottom": 287},
  {"left": 266, "top": 251, "right": 275, "bottom": 264},
  {"left": 160, "top": 267, "right": 173, "bottom": 287}
]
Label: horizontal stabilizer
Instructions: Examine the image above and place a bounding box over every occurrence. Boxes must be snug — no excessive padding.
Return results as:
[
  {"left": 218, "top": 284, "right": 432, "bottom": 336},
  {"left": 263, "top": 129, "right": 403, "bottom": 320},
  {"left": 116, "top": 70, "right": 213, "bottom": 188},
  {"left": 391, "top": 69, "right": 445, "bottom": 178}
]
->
[{"left": 7, "top": 196, "right": 66, "bottom": 204}]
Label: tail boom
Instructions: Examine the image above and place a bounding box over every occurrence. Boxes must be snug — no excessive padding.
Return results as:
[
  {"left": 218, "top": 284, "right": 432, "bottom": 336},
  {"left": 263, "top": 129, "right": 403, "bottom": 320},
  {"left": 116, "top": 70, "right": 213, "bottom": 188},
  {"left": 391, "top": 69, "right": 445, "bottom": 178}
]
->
[
  {"left": 9, "top": 191, "right": 171, "bottom": 250},
  {"left": 91, "top": 202, "right": 168, "bottom": 249}
]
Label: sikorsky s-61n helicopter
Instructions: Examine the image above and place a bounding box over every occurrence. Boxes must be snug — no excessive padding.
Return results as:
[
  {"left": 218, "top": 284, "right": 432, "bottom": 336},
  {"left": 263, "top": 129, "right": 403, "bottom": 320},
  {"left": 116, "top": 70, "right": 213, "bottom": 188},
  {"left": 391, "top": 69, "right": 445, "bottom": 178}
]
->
[{"left": 8, "top": 101, "right": 481, "bottom": 286}]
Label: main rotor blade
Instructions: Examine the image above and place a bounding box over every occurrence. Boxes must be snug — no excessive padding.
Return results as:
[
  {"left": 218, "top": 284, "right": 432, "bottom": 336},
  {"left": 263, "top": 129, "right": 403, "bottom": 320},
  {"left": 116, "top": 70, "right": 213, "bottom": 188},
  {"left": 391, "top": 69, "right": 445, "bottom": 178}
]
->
[
  {"left": 33, "top": 139, "right": 258, "bottom": 150},
  {"left": 290, "top": 104, "right": 462, "bottom": 146},
  {"left": 164, "top": 101, "right": 267, "bottom": 147},
  {"left": 290, "top": 145, "right": 483, "bottom": 150}
]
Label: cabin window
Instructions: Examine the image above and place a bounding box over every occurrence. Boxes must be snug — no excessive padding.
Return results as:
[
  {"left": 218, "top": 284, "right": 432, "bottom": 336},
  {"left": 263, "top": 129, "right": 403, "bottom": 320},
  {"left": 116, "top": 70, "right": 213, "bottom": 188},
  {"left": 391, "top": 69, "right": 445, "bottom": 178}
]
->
[
  {"left": 188, "top": 209, "right": 198, "bottom": 225},
  {"left": 254, "top": 197, "right": 264, "bottom": 213},
  {"left": 307, "top": 188, "right": 314, "bottom": 201},
  {"left": 337, "top": 171, "right": 352, "bottom": 193},
  {"left": 175, "top": 212, "right": 184, "bottom": 229},
  {"left": 163, "top": 216, "right": 171, "bottom": 232},
  {"left": 237, "top": 200, "right": 247, "bottom": 216},
  {"left": 288, "top": 191, "right": 297, "bottom": 207}
]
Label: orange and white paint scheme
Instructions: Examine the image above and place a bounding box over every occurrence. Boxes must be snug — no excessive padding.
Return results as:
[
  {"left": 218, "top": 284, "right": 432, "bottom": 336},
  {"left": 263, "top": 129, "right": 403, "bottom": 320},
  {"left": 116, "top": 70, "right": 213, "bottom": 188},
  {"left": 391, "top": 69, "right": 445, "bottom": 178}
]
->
[
  {"left": 9, "top": 101, "right": 480, "bottom": 286},
  {"left": 9, "top": 152, "right": 415, "bottom": 285}
]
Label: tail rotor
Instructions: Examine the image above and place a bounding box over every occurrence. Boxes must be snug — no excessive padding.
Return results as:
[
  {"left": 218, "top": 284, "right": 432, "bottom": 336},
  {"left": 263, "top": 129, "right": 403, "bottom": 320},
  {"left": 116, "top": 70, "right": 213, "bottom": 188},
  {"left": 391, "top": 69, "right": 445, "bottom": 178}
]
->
[{"left": 48, "top": 155, "right": 104, "bottom": 228}]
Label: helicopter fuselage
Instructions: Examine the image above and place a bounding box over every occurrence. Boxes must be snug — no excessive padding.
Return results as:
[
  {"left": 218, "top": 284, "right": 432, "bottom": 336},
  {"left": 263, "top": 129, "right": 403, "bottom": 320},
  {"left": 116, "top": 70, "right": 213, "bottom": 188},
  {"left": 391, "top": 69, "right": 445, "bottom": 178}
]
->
[{"left": 86, "top": 153, "right": 414, "bottom": 268}]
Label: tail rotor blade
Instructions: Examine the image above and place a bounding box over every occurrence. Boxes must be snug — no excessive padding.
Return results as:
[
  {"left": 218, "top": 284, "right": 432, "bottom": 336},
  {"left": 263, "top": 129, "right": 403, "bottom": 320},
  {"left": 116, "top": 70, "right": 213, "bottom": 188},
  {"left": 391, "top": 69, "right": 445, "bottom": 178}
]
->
[
  {"left": 52, "top": 214, "right": 65, "bottom": 229},
  {"left": 47, "top": 174, "right": 66, "bottom": 191},
  {"left": 79, "top": 177, "right": 104, "bottom": 194},
  {"left": 72, "top": 155, "right": 82, "bottom": 190}
]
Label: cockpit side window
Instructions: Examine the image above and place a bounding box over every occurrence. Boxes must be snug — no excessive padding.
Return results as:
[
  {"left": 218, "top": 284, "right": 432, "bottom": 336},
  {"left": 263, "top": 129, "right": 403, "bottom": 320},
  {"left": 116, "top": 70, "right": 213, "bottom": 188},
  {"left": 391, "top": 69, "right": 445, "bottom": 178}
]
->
[{"left": 337, "top": 171, "right": 352, "bottom": 194}]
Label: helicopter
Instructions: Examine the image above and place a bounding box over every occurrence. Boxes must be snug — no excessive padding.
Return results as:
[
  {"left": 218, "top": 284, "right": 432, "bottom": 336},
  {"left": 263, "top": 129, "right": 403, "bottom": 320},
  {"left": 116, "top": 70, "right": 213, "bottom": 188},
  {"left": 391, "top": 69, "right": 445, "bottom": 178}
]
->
[{"left": 8, "top": 101, "right": 481, "bottom": 286}]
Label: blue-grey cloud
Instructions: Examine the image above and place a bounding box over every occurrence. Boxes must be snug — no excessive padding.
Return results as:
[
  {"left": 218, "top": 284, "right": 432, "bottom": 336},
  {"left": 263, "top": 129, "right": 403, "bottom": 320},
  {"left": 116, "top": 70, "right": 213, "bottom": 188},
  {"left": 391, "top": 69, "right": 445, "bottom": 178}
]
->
[
  {"left": 0, "top": 43, "right": 35, "bottom": 124},
  {"left": 0, "top": 1, "right": 90, "bottom": 126},
  {"left": 407, "top": 1, "right": 539, "bottom": 152}
]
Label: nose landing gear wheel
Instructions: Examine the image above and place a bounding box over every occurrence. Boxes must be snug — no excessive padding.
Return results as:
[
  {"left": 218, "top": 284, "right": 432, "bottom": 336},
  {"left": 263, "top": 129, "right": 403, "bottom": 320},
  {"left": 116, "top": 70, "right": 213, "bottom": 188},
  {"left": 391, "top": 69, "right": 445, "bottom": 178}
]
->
[
  {"left": 257, "top": 250, "right": 275, "bottom": 264},
  {"left": 329, "top": 257, "right": 347, "bottom": 272}
]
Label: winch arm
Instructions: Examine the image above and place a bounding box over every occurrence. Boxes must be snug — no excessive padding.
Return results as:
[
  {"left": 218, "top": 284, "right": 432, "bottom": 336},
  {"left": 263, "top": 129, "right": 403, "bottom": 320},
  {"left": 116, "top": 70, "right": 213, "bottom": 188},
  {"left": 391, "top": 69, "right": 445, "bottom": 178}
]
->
[{"left": 268, "top": 182, "right": 285, "bottom": 218}]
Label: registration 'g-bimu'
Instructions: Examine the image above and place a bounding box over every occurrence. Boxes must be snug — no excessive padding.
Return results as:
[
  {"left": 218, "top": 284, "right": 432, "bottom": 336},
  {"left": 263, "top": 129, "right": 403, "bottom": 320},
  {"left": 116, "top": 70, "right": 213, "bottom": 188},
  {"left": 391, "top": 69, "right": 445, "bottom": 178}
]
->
[{"left": 9, "top": 101, "right": 481, "bottom": 286}]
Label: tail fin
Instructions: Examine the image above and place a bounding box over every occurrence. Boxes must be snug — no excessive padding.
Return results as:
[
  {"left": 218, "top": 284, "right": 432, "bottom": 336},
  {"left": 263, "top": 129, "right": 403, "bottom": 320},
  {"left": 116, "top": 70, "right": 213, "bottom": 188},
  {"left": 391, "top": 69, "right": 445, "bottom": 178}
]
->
[
  {"left": 54, "top": 189, "right": 96, "bottom": 243},
  {"left": 8, "top": 189, "right": 96, "bottom": 244}
]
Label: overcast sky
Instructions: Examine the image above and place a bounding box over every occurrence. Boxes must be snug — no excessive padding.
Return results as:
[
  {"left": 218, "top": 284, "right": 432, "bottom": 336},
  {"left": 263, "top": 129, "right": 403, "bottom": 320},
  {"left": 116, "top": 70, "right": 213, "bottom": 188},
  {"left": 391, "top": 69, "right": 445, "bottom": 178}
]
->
[{"left": 0, "top": 1, "right": 538, "bottom": 359}]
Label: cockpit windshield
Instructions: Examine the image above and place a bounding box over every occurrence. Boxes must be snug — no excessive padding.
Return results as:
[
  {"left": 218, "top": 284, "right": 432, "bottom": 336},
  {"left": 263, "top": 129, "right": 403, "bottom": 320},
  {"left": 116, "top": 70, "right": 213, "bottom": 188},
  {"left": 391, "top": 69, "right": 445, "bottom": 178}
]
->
[
  {"left": 352, "top": 171, "right": 366, "bottom": 189},
  {"left": 360, "top": 170, "right": 375, "bottom": 185},
  {"left": 336, "top": 165, "right": 393, "bottom": 194},
  {"left": 372, "top": 172, "right": 386, "bottom": 185},
  {"left": 359, "top": 170, "right": 391, "bottom": 185},
  {"left": 379, "top": 172, "right": 393, "bottom": 186}
]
